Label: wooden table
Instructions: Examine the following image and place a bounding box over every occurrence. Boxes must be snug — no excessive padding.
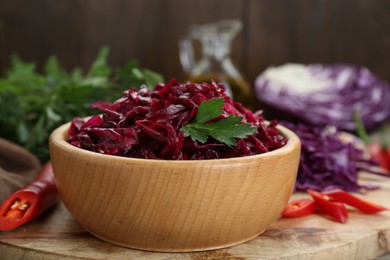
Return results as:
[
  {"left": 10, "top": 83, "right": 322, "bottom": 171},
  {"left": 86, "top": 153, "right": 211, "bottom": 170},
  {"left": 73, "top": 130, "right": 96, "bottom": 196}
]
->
[{"left": 1, "top": 173, "right": 390, "bottom": 259}]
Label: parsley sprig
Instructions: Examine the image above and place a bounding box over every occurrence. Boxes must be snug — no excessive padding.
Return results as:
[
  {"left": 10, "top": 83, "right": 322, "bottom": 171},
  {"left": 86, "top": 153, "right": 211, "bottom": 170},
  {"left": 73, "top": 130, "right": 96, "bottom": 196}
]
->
[{"left": 180, "top": 98, "right": 257, "bottom": 146}]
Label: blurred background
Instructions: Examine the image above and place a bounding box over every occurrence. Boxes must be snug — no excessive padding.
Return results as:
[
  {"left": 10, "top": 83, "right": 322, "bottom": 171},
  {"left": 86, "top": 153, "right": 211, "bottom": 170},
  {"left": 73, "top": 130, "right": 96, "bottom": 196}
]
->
[
  {"left": 1, "top": 0, "right": 390, "bottom": 163},
  {"left": 1, "top": 0, "right": 389, "bottom": 84}
]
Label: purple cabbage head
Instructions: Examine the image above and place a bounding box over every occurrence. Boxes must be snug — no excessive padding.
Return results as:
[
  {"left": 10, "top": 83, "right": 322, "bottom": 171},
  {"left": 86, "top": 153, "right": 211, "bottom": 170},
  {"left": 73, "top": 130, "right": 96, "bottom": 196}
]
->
[{"left": 255, "top": 64, "right": 390, "bottom": 131}]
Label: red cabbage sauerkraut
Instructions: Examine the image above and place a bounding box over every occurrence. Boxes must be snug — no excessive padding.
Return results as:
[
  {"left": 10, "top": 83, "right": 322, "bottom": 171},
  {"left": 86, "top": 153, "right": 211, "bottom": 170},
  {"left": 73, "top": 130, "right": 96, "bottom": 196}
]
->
[{"left": 68, "top": 79, "right": 287, "bottom": 160}]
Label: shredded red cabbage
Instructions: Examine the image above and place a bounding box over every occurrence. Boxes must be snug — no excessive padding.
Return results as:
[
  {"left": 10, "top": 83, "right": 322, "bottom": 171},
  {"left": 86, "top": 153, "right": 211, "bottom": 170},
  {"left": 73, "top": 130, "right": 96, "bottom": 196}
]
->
[
  {"left": 282, "top": 121, "right": 381, "bottom": 192},
  {"left": 68, "top": 79, "right": 287, "bottom": 160}
]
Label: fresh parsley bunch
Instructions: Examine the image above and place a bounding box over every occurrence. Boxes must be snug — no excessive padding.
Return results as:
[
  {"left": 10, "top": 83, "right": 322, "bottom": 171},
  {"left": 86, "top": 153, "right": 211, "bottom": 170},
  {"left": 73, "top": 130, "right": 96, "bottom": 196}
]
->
[{"left": 0, "top": 47, "right": 163, "bottom": 162}]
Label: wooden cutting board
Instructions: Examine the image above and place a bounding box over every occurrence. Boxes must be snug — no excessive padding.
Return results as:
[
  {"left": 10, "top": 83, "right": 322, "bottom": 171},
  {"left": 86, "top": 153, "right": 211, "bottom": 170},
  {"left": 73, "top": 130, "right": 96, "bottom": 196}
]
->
[{"left": 1, "top": 173, "right": 390, "bottom": 260}]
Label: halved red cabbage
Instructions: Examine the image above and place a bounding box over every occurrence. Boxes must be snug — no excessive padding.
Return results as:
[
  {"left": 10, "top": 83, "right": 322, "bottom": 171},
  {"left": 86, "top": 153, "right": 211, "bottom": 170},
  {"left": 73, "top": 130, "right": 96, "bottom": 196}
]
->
[
  {"left": 255, "top": 64, "right": 390, "bottom": 131},
  {"left": 68, "top": 79, "right": 287, "bottom": 160},
  {"left": 282, "top": 121, "right": 381, "bottom": 192}
]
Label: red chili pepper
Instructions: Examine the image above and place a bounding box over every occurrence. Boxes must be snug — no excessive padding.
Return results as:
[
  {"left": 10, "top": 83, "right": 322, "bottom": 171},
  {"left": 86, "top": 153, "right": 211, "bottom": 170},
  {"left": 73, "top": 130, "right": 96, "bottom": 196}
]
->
[
  {"left": 381, "top": 151, "right": 390, "bottom": 172},
  {"left": 0, "top": 162, "right": 59, "bottom": 231},
  {"left": 281, "top": 199, "right": 316, "bottom": 218},
  {"left": 353, "top": 110, "right": 390, "bottom": 172},
  {"left": 386, "top": 146, "right": 390, "bottom": 171},
  {"left": 307, "top": 189, "right": 348, "bottom": 223},
  {"left": 322, "top": 189, "right": 387, "bottom": 214},
  {"left": 368, "top": 143, "right": 390, "bottom": 172}
]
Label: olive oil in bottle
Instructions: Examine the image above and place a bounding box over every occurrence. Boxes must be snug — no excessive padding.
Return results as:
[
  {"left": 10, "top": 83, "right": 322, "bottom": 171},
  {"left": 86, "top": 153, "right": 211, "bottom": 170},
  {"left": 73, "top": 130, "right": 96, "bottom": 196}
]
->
[{"left": 179, "top": 20, "right": 256, "bottom": 110}]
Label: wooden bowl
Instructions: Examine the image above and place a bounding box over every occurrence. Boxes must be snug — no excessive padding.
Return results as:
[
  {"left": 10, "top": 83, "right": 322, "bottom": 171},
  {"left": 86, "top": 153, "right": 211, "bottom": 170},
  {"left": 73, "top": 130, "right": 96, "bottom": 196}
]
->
[{"left": 49, "top": 122, "right": 301, "bottom": 252}]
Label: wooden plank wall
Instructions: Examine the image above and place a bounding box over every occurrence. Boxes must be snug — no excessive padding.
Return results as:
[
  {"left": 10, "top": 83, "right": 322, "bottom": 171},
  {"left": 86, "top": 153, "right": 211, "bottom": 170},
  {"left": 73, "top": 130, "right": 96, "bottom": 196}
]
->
[{"left": 0, "top": 0, "right": 389, "bottom": 88}]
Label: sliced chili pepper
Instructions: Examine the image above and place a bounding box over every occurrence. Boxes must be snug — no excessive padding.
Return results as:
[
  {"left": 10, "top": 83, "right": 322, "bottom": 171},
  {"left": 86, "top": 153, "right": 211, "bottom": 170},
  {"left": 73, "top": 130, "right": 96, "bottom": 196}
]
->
[
  {"left": 307, "top": 189, "right": 348, "bottom": 223},
  {"left": 281, "top": 199, "right": 316, "bottom": 218},
  {"left": 323, "top": 189, "right": 387, "bottom": 214},
  {"left": 0, "top": 162, "right": 59, "bottom": 231}
]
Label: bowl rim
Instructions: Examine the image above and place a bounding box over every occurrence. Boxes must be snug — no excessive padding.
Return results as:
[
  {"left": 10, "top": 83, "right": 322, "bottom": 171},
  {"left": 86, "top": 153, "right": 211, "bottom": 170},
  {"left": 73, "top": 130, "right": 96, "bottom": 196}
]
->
[{"left": 49, "top": 121, "right": 301, "bottom": 164}]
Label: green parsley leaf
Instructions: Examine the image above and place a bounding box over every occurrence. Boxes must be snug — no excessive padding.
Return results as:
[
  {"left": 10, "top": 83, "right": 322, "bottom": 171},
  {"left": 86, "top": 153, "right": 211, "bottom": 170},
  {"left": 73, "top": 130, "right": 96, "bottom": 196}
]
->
[
  {"left": 0, "top": 46, "right": 164, "bottom": 163},
  {"left": 194, "top": 97, "right": 224, "bottom": 124},
  {"left": 180, "top": 98, "right": 257, "bottom": 146},
  {"left": 115, "top": 60, "right": 164, "bottom": 90},
  {"left": 181, "top": 124, "right": 210, "bottom": 144}
]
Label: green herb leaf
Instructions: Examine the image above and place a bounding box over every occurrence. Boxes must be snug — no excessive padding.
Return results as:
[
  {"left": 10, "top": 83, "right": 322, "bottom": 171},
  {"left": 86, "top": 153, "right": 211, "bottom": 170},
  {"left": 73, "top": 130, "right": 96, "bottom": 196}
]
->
[
  {"left": 353, "top": 109, "right": 370, "bottom": 145},
  {"left": 181, "top": 124, "right": 210, "bottom": 144},
  {"left": 142, "top": 69, "right": 165, "bottom": 90},
  {"left": 208, "top": 115, "right": 257, "bottom": 146},
  {"left": 115, "top": 60, "right": 164, "bottom": 90},
  {"left": 194, "top": 97, "right": 224, "bottom": 124},
  {"left": 0, "top": 46, "right": 164, "bottom": 163},
  {"left": 181, "top": 98, "right": 257, "bottom": 146},
  {"left": 88, "top": 46, "right": 111, "bottom": 78}
]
